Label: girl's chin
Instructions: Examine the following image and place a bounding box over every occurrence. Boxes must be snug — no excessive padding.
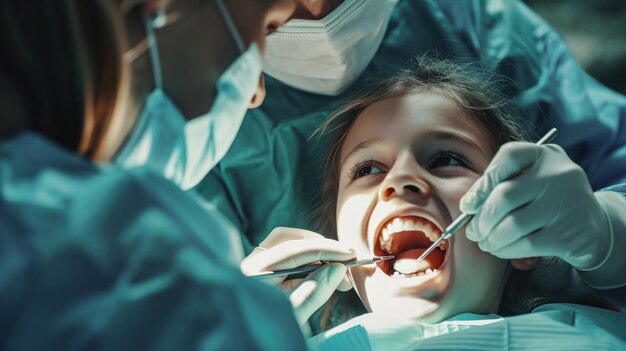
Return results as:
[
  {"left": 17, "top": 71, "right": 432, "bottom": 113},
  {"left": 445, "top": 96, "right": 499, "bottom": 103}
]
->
[
  {"left": 354, "top": 263, "right": 453, "bottom": 322},
  {"left": 368, "top": 297, "right": 442, "bottom": 322}
]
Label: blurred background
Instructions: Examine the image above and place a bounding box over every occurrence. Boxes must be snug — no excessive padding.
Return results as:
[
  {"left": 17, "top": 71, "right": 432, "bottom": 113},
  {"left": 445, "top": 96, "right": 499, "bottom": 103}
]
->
[{"left": 525, "top": 0, "right": 626, "bottom": 95}]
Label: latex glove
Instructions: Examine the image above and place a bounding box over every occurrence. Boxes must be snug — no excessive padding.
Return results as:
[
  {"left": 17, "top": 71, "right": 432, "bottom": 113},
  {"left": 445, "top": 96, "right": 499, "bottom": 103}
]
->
[
  {"left": 240, "top": 227, "right": 355, "bottom": 326},
  {"left": 459, "top": 142, "right": 612, "bottom": 271}
]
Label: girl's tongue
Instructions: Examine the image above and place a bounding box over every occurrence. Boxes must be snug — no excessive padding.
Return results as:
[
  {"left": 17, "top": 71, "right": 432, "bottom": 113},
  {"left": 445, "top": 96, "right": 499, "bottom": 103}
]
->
[
  {"left": 376, "top": 230, "right": 446, "bottom": 275},
  {"left": 393, "top": 248, "right": 445, "bottom": 274}
]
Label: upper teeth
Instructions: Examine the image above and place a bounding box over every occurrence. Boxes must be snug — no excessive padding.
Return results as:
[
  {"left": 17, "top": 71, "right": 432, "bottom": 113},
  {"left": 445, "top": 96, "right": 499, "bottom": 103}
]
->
[{"left": 379, "top": 217, "right": 444, "bottom": 253}]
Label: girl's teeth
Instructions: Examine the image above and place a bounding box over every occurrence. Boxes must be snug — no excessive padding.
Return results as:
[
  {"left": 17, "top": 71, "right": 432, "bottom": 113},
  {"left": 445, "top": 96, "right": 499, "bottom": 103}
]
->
[
  {"left": 404, "top": 219, "right": 415, "bottom": 231},
  {"left": 378, "top": 217, "right": 447, "bottom": 255},
  {"left": 392, "top": 218, "right": 403, "bottom": 232},
  {"left": 425, "top": 222, "right": 434, "bottom": 232},
  {"left": 389, "top": 267, "right": 441, "bottom": 279},
  {"left": 382, "top": 227, "right": 390, "bottom": 241}
]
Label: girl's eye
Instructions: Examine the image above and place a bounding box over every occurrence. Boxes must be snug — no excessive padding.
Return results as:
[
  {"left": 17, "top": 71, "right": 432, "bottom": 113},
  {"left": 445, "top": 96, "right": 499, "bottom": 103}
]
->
[
  {"left": 429, "top": 151, "right": 467, "bottom": 169},
  {"left": 349, "top": 160, "right": 385, "bottom": 180}
]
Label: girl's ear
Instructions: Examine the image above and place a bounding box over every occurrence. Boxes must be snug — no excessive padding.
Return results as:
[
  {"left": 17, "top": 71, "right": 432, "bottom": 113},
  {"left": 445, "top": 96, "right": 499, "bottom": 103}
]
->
[{"left": 510, "top": 257, "right": 540, "bottom": 271}]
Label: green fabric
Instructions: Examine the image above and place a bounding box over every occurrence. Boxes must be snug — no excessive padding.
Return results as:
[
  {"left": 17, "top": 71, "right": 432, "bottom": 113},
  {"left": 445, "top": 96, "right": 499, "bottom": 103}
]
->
[
  {"left": 308, "top": 303, "right": 626, "bottom": 350},
  {"left": 1, "top": 132, "right": 306, "bottom": 350}
]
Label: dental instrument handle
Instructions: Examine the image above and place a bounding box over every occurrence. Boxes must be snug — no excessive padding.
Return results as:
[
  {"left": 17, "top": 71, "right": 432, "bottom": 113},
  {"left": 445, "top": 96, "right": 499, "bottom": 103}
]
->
[
  {"left": 251, "top": 255, "right": 394, "bottom": 279},
  {"left": 536, "top": 128, "right": 559, "bottom": 145},
  {"left": 416, "top": 128, "right": 559, "bottom": 262},
  {"left": 417, "top": 213, "right": 473, "bottom": 261}
]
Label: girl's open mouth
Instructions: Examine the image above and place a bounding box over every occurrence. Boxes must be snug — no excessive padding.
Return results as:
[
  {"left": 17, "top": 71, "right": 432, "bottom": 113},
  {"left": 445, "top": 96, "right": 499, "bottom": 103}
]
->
[{"left": 373, "top": 216, "right": 448, "bottom": 277}]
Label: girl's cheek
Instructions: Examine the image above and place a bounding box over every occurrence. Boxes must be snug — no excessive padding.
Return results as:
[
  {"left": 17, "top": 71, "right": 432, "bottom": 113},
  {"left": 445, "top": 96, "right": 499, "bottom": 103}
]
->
[
  {"left": 434, "top": 178, "right": 477, "bottom": 215},
  {"left": 337, "top": 191, "right": 372, "bottom": 225}
]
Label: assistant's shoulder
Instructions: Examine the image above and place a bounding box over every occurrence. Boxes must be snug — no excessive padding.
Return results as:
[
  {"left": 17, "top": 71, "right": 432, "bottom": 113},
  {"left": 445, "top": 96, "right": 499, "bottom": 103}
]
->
[
  {"left": 93, "top": 167, "right": 246, "bottom": 263},
  {"left": 1, "top": 132, "right": 240, "bottom": 252}
]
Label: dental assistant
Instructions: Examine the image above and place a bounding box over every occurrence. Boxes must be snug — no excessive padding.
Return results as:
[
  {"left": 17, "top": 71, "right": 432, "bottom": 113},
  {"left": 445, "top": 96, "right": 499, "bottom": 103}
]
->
[
  {"left": 0, "top": 0, "right": 307, "bottom": 349},
  {"left": 213, "top": 0, "right": 626, "bottom": 323}
]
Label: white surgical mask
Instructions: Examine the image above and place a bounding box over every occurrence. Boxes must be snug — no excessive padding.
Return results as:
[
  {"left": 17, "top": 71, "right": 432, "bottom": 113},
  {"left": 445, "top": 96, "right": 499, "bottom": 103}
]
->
[
  {"left": 116, "top": 0, "right": 261, "bottom": 190},
  {"left": 263, "top": 0, "right": 397, "bottom": 96}
]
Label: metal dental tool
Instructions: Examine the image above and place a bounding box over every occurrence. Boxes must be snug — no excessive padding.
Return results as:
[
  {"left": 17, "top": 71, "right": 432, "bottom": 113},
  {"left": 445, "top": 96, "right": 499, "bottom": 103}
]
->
[
  {"left": 251, "top": 255, "right": 395, "bottom": 279},
  {"left": 416, "top": 128, "right": 559, "bottom": 262}
]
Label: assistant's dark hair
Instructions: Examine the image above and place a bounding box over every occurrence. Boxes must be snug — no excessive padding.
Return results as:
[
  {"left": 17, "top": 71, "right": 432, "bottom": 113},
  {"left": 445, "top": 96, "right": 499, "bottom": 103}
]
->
[{"left": 0, "top": 0, "right": 129, "bottom": 159}]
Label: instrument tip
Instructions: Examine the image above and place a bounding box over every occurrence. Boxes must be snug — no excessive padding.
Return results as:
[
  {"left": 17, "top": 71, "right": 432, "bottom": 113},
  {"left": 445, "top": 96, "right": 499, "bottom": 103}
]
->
[{"left": 416, "top": 247, "right": 433, "bottom": 262}]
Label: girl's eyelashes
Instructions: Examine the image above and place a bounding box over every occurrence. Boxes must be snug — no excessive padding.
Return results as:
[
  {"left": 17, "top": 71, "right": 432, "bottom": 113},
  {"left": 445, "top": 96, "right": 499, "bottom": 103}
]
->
[
  {"left": 348, "top": 159, "right": 386, "bottom": 180},
  {"left": 346, "top": 150, "right": 470, "bottom": 181},
  {"left": 427, "top": 150, "right": 469, "bottom": 169}
]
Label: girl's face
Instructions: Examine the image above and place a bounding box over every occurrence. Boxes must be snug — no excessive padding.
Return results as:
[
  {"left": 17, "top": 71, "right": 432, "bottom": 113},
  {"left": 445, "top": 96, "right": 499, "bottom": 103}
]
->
[{"left": 336, "top": 92, "right": 511, "bottom": 322}]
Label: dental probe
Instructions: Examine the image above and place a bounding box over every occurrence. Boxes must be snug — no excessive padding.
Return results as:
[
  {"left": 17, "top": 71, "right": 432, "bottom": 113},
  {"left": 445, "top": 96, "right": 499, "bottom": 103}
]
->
[
  {"left": 251, "top": 255, "right": 395, "bottom": 279},
  {"left": 416, "top": 128, "right": 559, "bottom": 262}
]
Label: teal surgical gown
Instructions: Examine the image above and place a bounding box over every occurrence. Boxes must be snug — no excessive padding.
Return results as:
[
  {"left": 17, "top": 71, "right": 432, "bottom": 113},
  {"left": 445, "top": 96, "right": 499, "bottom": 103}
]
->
[
  {"left": 0, "top": 132, "right": 305, "bottom": 350},
  {"left": 196, "top": 0, "right": 626, "bottom": 296},
  {"left": 307, "top": 303, "right": 626, "bottom": 350}
]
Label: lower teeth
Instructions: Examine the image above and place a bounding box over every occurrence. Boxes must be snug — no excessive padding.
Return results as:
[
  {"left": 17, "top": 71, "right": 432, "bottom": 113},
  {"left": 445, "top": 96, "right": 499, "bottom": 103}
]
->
[{"left": 392, "top": 268, "right": 438, "bottom": 278}]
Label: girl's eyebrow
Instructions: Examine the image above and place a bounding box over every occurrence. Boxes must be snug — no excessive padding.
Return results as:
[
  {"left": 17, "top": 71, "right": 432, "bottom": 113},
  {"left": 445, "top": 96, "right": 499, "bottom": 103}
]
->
[
  {"left": 418, "top": 129, "right": 488, "bottom": 156},
  {"left": 340, "top": 137, "right": 386, "bottom": 167}
]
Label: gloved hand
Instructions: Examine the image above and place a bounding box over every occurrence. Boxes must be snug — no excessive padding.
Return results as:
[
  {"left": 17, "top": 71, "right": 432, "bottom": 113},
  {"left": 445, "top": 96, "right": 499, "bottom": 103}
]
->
[
  {"left": 459, "top": 142, "right": 613, "bottom": 271},
  {"left": 240, "top": 227, "right": 355, "bottom": 326}
]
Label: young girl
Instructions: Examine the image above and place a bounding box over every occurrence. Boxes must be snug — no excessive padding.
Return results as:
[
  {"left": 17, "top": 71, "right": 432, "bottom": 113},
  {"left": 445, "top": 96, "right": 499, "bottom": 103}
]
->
[{"left": 304, "top": 57, "right": 624, "bottom": 348}]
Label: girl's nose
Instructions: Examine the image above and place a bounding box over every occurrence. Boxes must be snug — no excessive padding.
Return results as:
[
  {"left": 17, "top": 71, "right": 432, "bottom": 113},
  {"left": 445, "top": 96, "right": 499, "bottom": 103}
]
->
[{"left": 379, "top": 152, "right": 430, "bottom": 201}]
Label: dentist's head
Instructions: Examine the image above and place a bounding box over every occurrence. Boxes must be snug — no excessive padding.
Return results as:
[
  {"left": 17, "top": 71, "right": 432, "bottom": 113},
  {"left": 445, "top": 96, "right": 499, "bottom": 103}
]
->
[
  {"left": 0, "top": 0, "right": 295, "bottom": 187},
  {"left": 115, "top": 0, "right": 299, "bottom": 189}
]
